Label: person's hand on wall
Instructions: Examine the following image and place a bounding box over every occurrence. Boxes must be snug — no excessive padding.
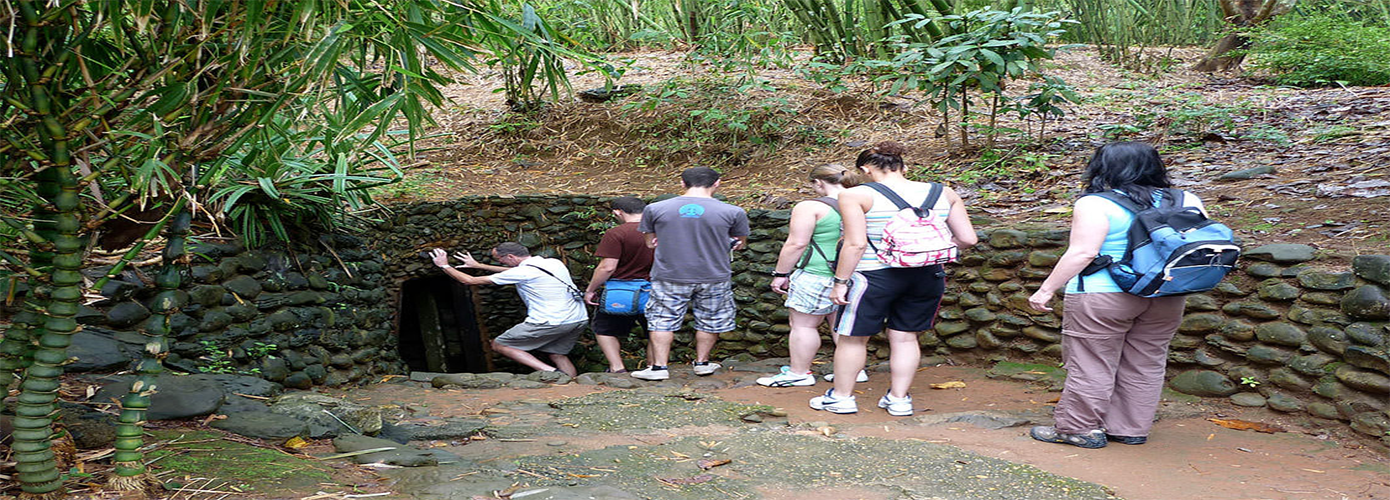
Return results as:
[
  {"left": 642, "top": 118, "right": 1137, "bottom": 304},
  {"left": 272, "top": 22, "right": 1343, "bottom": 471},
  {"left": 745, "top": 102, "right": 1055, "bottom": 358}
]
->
[
  {"left": 1027, "top": 288, "right": 1055, "bottom": 312},
  {"left": 429, "top": 249, "right": 451, "bottom": 268},
  {"left": 453, "top": 251, "right": 480, "bottom": 268}
]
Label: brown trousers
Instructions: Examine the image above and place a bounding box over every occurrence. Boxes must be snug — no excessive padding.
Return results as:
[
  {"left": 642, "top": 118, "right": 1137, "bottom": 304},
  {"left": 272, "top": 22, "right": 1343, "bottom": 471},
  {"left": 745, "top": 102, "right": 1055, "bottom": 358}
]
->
[{"left": 1053, "top": 292, "right": 1185, "bottom": 436}]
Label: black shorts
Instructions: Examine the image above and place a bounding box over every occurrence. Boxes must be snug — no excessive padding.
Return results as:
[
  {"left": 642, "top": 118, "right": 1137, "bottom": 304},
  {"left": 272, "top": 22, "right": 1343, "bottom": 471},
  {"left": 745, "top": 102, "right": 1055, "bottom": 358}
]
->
[
  {"left": 835, "top": 266, "right": 946, "bottom": 337},
  {"left": 591, "top": 309, "right": 650, "bottom": 338}
]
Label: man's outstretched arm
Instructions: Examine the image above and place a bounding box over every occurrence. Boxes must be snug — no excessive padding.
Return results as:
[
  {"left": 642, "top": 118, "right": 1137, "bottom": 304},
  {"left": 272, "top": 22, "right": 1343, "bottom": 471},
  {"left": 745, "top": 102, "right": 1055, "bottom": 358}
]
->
[{"left": 430, "top": 249, "right": 494, "bottom": 286}]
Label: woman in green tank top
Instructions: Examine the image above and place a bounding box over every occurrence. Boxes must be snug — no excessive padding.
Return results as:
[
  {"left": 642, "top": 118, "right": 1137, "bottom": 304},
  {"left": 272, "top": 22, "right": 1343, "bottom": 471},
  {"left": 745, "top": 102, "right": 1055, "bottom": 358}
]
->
[{"left": 757, "top": 165, "right": 867, "bottom": 388}]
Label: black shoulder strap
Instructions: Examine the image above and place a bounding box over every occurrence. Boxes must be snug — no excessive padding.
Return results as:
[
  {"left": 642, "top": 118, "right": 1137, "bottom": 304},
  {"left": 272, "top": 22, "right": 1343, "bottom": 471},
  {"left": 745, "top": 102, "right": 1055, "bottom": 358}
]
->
[
  {"left": 810, "top": 196, "right": 839, "bottom": 213},
  {"left": 1088, "top": 190, "right": 1147, "bottom": 214},
  {"left": 797, "top": 197, "right": 839, "bottom": 269},
  {"left": 1165, "top": 188, "right": 1187, "bottom": 208},
  {"left": 865, "top": 182, "right": 941, "bottom": 217},
  {"left": 524, "top": 263, "right": 581, "bottom": 294}
]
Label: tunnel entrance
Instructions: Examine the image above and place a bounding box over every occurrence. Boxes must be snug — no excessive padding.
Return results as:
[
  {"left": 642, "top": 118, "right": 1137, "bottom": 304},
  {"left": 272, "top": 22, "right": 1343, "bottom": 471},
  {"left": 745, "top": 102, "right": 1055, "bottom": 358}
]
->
[{"left": 398, "top": 275, "right": 489, "bottom": 373}]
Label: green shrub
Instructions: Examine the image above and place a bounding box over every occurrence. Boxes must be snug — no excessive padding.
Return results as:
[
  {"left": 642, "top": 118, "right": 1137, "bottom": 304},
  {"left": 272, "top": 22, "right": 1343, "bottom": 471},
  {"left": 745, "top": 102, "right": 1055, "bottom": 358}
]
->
[{"left": 1246, "top": 14, "right": 1390, "bottom": 87}]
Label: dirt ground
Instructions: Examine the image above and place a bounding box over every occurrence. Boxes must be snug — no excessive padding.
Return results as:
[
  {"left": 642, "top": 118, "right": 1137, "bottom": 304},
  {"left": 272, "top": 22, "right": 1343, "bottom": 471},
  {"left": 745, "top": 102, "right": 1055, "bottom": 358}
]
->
[
  {"left": 387, "top": 47, "right": 1390, "bottom": 258},
  {"left": 321, "top": 365, "right": 1390, "bottom": 500}
]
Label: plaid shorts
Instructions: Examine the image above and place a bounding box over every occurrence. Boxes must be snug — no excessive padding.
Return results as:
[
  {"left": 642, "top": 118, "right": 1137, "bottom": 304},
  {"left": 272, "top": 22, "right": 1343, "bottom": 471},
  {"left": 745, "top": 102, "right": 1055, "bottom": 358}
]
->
[
  {"left": 645, "top": 280, "right": 736, "bottom": 333},
  {"left": 784, "top": 270, "right": 839, "bottom": 316}
]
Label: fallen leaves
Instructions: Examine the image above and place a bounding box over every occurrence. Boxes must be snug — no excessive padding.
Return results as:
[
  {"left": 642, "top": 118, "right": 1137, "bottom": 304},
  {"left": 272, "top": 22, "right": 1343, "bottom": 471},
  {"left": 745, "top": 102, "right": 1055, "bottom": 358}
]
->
[
  {"left": 930, "top": 381, "right": 967, "bottom": 390},
  {"left": 696, "top": 459, "right": 731, "bottom": 470},
  {"left": 1208, "top": 418, "right": 1285, "bottom": 434}
]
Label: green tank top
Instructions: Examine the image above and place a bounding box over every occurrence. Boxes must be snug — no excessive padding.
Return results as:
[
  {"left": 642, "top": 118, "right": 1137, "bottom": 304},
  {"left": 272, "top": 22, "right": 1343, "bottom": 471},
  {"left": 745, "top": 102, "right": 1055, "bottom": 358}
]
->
[{"left": 800, "top": 209, "right": 842, "bottom": 277}]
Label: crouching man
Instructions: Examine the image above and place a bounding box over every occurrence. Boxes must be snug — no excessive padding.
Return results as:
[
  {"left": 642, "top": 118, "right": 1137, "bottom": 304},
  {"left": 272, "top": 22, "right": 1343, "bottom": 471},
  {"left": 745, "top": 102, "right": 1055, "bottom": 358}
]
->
[{"left": 429, "top": 242, "right": 587, "bottom": 376}]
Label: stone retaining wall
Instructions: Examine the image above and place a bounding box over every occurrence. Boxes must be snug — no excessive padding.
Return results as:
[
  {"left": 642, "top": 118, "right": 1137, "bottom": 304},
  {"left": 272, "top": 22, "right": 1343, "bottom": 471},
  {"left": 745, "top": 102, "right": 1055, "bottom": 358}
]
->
[
  {"left": 63, "top": 234, "right": 402, "bottom": 387},
  {"left": 370, "top": 196, "right": 1389, "bottom": 446},
  {"left": 42, "top": 194, "right": 1388, "bottom": 446}
]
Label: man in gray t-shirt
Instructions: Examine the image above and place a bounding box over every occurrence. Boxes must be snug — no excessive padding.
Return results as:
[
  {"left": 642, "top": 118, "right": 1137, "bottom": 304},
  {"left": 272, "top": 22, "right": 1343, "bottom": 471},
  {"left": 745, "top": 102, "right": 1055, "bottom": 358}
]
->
[{"left": 630, "top": 167, "right": 750, "bottom": 381}]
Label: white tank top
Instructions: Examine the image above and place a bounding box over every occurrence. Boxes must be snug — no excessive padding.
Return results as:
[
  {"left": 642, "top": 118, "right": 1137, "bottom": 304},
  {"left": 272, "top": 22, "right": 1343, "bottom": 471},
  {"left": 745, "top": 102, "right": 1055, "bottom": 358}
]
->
[{"left": 855, "top": 182, "right": 950, "bottom": 272}]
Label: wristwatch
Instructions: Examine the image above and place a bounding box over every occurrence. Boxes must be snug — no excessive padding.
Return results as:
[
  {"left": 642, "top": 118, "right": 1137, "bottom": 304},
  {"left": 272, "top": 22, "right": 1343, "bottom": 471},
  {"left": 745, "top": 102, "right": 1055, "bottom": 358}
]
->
[
  {"left": 770, "top": 271, "right": 791, "bottom": 278},
  {"left": 832, "top": 277, "right": 851, "bottom": 285}
]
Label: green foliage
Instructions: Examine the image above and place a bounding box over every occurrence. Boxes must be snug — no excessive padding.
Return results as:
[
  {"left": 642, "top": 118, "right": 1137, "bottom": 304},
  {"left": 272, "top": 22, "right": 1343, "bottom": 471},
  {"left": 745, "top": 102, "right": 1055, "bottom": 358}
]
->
[
  {"left": 621, "top": 77, "right": 802, "bottom": 151},
  {"left": 197, "top": 341, "right": 277, "bottom": 375},
  {"left": 204, "top": 120, "right": 409, "bottom": 248},
  {"left": 683, "top": 0, "right": 799, "bottom": 74},
  {"left": 865, "top": 8, "right": 1075, "bottom": 149},
  {"left": 477, "top": 2, "right": 620, "bottom": 111},
  {"left": 1245, "top": 14, "right": 1390, "bottom": 87},
  {"left": 1066, "top": 0, "right": 1222, "bottom": 72},
  {"left": 1096, "top": 88, "right": 1259, "bottom": 141},
  {"left": 782, "top": 0, "right": 949, "bottom": 63}
]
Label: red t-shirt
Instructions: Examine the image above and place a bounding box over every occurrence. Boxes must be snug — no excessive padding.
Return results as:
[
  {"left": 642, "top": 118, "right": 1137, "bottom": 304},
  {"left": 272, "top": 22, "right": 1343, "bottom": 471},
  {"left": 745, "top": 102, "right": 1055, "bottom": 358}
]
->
[{"left": 595, "top": 221, "right": 654, "bottom": 281}]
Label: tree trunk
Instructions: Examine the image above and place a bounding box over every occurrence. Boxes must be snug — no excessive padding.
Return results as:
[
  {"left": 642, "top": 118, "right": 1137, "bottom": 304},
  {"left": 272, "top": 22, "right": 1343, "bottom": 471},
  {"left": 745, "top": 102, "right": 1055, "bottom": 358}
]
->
[{"left": 1193, "top": 0, "right": 1297, "bottom": 72}]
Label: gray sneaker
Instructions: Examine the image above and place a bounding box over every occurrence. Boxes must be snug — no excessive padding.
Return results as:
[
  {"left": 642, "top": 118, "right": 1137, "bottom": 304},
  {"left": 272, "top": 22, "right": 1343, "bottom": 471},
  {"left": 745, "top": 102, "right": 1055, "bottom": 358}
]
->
[
  {"left": 692, "top": 362, "right": 721, "bottom": 376},
  {"left": 1029, "top": 426, "right": 1106, "bottom": 449}
]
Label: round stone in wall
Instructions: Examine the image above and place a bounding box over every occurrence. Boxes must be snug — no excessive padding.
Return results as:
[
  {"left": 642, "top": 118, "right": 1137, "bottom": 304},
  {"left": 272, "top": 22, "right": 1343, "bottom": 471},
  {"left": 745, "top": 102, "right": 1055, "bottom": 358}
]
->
[
  {"left": 1341, "top": 285, "right": 1390, "bottom": 320},
  {"left": 1245, "top": 244, "right": 1316, "bottom": 264},
  {"left": 1353, "top": 255, "right": 1390, "bottom": 286},
  {"left": 1230, "top": 392, "right": 1266, "bottom": 407},
  {"left": 1168, "top": 370, "right": 1238, "bottom": 397}
]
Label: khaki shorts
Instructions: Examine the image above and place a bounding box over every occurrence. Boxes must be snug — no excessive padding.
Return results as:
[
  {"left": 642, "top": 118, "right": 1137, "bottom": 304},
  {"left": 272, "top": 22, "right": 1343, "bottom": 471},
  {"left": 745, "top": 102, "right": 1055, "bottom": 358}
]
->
[{"left": 495, "top": 321, "right": 587, "bottom": 354}]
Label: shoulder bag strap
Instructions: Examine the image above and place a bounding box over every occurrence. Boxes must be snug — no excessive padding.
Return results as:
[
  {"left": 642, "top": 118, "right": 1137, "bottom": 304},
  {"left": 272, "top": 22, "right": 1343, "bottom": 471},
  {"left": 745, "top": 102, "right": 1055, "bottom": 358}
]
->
[{"left": 524, "top": 263, "right": 582, "bottom": 295}]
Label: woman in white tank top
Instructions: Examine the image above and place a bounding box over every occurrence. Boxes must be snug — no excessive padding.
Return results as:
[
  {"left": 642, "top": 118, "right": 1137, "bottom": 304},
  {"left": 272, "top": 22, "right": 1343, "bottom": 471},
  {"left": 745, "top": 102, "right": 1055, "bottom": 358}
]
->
[{"left": 808, "top": 142, "right": 978, "bottom": 417}]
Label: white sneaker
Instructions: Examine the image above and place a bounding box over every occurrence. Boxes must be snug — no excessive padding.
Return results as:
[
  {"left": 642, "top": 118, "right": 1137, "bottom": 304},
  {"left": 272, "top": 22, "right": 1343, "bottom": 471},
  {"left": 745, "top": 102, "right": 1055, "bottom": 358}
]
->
[
  {"left": 878, "top": 393, "right": 914, "bottom": 416},
  {"left": 822, "top": 369, "right": 869, "bottom": 383},
  {"left": 630, "top": 366, "right": 669, "bottom": 381},
  {"left": 692, "top": 362, "right": 720, "bottom": 376},
  {"left": 808, "top": 389, "right": 858, "bottom": 414},
  {"left": 756, "top": 366, "right": 817, "bottom": 387}
]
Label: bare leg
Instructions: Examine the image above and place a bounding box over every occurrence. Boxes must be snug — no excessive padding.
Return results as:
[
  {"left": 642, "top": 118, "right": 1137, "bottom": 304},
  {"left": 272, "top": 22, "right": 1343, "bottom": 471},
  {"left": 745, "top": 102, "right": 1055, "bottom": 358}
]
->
[
  {"left": 885, "top": 328, "right": 921, "bottom": 399},
  {"left": 649, "top": 330, "right": 674, "bottom": 366},
  {"left": 788, "top": 311, "right": 826, "bottom": 373},
  {"left": 832, "top": 335, "right": 869, "bottom": 397},
  {"left": 595, "top": 335, "right": 626, "bottom": 372},
  {"left": 490, "top": 339, "right": 557, "bottom": 372},
  {"left": 694, "top": 330, "right": 718, "bottom": 363},
  {"left": 548, "top": 353, "right": 577, "bottom": 377}
]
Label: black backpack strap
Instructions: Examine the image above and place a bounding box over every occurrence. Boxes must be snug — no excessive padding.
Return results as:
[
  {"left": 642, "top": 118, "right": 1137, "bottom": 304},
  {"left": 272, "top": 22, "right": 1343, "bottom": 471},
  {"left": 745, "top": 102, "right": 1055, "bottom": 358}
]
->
[
  {"left": 1165, "top": 188, "right": 1187, "bottom": 208},
  {"left": 865, "top": 182, "right": 940, "bottom": 217},
  {"left": 1087, "top": 190, "right": 1147, "bottom": 214},
  {"left": 922, "top": 183, "right": 944, "bottom": 214},
  {"left": 810, "top": 196, "right": 839, "bottom": 212},
  {"left": 796, "top": 197, "right": 839, "bottom": 270}
]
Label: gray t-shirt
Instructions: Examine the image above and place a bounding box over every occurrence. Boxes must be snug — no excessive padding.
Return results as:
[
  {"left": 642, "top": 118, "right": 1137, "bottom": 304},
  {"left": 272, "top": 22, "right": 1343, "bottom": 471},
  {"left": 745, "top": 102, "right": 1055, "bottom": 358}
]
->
[{"left": 639, "top": 196, "right": 750, "bottom": 284}]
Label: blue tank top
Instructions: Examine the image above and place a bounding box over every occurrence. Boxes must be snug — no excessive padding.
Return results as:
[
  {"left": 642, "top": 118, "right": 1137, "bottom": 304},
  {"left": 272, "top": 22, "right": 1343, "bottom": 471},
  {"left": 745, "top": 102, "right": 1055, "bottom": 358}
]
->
[{"left": 1066, "top": 190, "right": 1204, "bottom": 294}]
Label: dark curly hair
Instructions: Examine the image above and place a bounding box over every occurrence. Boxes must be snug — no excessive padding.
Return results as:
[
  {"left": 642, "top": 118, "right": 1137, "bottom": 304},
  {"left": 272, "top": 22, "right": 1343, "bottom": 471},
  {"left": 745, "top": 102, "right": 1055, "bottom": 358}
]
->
[{"left": 855, "top": 141, "right": 907, "bottom": 172}]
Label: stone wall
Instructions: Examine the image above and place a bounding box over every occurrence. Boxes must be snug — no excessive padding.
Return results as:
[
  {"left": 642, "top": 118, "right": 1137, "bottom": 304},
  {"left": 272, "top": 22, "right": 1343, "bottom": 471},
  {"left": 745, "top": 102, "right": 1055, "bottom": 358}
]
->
[
  {"left": 64, "top": 234, "right": 402, "bottom": 388},
  {"left": 370, "top": 196, "right": 1389, "bottom": 446},
  {"left": 36, "top": 194, "right": 1387, "bottom": 446}
]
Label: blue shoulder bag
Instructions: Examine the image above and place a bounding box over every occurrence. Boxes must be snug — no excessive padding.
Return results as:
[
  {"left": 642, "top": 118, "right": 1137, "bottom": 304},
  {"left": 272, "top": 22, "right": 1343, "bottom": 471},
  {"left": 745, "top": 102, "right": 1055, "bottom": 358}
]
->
[{"left": 601, "top": 279, "right": 651, "bottom": 315}]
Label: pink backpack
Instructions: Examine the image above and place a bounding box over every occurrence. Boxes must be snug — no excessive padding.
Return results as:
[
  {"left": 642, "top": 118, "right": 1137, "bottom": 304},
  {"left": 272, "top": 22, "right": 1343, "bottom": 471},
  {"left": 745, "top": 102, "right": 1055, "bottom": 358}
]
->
[{"left": 865, "top": 182, "right": 957, "bottom": 267}]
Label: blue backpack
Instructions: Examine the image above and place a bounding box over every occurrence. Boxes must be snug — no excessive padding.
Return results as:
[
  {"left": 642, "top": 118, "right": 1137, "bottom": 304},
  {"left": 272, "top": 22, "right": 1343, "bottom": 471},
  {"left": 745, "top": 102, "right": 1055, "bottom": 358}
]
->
[
  {"left": 600, "top": 279, "right": 651, "bottom": 315},
  {"left": 1080, "top": 188, "right": 1241, "bottom": 297}
]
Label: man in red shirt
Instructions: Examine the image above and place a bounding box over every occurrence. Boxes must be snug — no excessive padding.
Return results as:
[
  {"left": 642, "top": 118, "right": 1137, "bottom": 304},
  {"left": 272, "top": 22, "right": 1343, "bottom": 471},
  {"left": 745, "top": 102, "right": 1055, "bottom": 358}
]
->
[{"left": 583, "top": 197, "right": 655, "bottom": 373}]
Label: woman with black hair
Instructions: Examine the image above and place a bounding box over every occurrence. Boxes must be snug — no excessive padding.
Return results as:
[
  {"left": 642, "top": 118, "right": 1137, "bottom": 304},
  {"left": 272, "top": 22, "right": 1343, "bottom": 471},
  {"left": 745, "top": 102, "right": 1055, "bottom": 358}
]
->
[
  {"left": 1026, "top": 141, "right": 1207, "bottom": 448},
  {"left": 810, "top": 141, "right": 977, "bottom": 416}
]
